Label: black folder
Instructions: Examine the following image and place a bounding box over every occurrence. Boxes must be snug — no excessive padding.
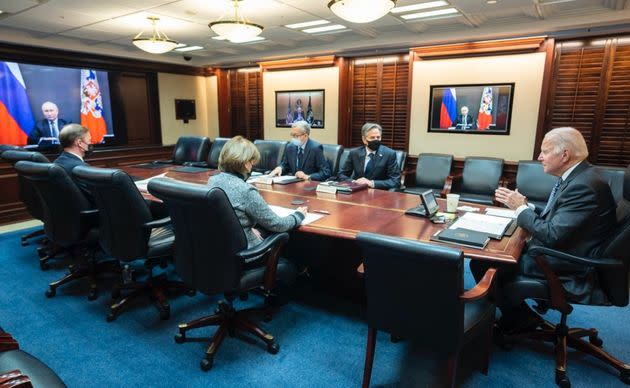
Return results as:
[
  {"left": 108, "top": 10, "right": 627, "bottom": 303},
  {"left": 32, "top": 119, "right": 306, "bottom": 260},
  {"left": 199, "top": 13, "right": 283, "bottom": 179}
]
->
[{"left": 431, "top": 228, "right": 490, "bottom": 250}]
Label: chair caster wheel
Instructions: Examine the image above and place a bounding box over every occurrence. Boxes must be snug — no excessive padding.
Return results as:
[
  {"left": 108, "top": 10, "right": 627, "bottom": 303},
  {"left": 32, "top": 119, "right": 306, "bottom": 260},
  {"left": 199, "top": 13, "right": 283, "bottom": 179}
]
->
[
  {"left": 555, "top": 374, "right": 570, "bottom": 388},
  {"left": 174, "top": 333, "right": 185, "bottom": 344},
  {"left": 200, "top": 358, "right": 213, "bottom": 371},
  {"left": 45, "top": 288, "right": 55, "bottom": 298},
  {"left": 267, "top": 341, "right": 280, "bottom": 355},
  {"left": 40, "top": 261, "right": 49, "bottom": 271},
  {"left": 106, "top": 313, "right": 117, "bottom": 322},
  {"left": 87, "top": 289, "right": 98, "bottom": 301},
  {"left": 186, "top": 289, "right": 196, "bottom": 297},
  {"left": 619, "top": 369, "right": 630, "bottom": 385},
  {"left": 589, "top": 336, "right": 603, "bottom": 347}
]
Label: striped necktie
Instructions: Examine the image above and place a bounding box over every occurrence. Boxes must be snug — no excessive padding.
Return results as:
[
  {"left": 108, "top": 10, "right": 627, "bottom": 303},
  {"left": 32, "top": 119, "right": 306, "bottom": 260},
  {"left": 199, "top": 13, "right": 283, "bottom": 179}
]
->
[{"left": 543, "top": 178, "right": 563, "bottom": 214}]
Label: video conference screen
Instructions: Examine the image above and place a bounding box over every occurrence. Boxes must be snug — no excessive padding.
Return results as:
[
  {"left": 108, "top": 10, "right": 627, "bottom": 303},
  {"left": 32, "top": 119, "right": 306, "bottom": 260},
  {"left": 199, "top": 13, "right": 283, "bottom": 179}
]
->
[{"left": 0, "top": 61, "right": 114, "bottom": 149}]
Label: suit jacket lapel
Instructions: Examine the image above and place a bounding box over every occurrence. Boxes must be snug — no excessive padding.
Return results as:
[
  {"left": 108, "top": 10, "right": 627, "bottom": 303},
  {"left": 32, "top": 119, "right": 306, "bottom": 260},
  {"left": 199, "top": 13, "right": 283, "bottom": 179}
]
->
[
  {"left": 301, "top": 140, "right": 312, "bottom": 169},
  {"left": 357, "top": 147, "right": 367, "bottom": 177},
  {"left": 542, "top": 160, "right": 589, "bottom": 217}
]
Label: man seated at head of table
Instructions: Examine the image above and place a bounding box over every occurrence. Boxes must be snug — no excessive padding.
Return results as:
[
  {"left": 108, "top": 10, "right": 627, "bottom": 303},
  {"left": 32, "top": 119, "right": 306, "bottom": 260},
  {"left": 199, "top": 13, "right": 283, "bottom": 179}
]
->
[
  {"left": 470, "top": 127, "right": 616, "bottom": 334},
  {"left": 337, "top": 123, "right": 400, "bottom": 190},
  {"left": 208, "top": 136, "right": 308, "bottom": 257},
  {"left": 268, "top": 120, "right": 331, "bottom": 181}
]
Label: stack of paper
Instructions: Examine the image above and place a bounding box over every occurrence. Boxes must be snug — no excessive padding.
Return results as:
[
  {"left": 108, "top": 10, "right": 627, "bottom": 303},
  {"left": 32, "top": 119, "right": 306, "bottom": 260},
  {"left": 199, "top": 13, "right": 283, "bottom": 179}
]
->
[
  {"left": 485, "top": 208, "right": 517, "bottom": 219},
  {"left": 268, "top": 205, "right": 323, "bottom": 226},
  {"left": 449, "top": 212, "right": 512, "bottom": 238},
  {"left": 134, "top": 173, "right": 168, "bottom": 192}
]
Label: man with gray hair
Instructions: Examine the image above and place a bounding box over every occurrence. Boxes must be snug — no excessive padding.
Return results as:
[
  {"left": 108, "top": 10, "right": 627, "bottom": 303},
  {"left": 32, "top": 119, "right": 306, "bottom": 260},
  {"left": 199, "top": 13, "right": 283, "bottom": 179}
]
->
[
  {"left": 472, "top": 127, "right": 616, "bottom": 333},
  {"left": 338, "top": 123, "right": 400, "bottom": 190},
  {"left": 27, "top": 101, "right": 70, "bottom": 145},
  {"left": 269, "top": 120, "right": 330, "bottom": 181}
]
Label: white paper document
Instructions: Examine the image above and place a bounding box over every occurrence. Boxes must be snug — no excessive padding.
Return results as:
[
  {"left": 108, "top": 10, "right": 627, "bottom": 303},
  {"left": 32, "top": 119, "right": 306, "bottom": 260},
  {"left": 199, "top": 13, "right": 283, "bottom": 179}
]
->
[
  {"left": 485, "top": 208, "right": 517, "bottom": 219},
  {"left": 134, "top": 172, "right": 168, "bottom": 192},
  {"left": 449, "top": 212, "right": 512, "bottom": 237},
  {"left": 268, "top": 205, "right": 323, "bottom": 226}
]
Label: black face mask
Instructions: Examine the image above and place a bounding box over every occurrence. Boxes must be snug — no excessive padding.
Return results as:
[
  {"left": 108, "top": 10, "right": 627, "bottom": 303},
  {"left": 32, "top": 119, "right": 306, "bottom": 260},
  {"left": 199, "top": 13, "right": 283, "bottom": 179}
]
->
[
  {"left": 84, "top": 144, "right": 94, "bottom": 157},
  {"left": 367, "top": 140, "right": 381, "bottom": 152}
]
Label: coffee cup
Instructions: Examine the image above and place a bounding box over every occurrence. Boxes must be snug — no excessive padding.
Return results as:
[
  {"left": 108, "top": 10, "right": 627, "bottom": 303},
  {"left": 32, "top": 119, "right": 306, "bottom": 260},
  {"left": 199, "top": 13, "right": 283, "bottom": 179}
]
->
[{"left": 446, "top": 193, "right": 460, "bottom": 213}]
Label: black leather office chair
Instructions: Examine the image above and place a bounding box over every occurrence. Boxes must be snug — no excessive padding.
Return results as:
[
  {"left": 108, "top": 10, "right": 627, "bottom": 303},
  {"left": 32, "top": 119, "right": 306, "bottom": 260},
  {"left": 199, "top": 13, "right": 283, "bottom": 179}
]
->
[
  {"left": 1, "top": 150, "right": 50, "bottom": 251},
  {"left": 456, "top": 157, "right": 504, "bottom": 206},
  {"left": 596, "top": 165, "right": 626, "bottom": 204},
  {"left": 500, "top": 165, "right": 630, "bottom": 387},
  {"left": 404, "top": 153, "right": 453, "bottom": 197},
  {"left": 356, "top": 232, "right": 497, "bottom": 388},
  {"left": 394, "top": 150, "right": 407, "bottom": 187},
  {"left": 322, "top": 144, "right": 344, "bottom": 177},
  {"left": 14, "top": 161, "right": 118, "bottom": 300},
  {"left": 73, "top": 166, "right": 190, "bottom": 321},
  {"left": 148, "top": 178, "right": 295, "bottom": 371},
  {"left": 336, "top": 147, "right": 358, "bottom": 179},
  {"left": 186, "top": 137, "right": 230, "bottom": 169},
  {"left": 0, "top": 145, "right": 20, "bottom": 153},
  {"left": 159, "top": 136, "right": 210, "bottom": 165},
  {"left": 253, "top": 140, "right": 287, "bottom": 173},
  {"left": 515, "top": 160, "right": 557, "bottom": 213},
  {"left": 0, "top": 329, "right": 66, "bottom": 388}
]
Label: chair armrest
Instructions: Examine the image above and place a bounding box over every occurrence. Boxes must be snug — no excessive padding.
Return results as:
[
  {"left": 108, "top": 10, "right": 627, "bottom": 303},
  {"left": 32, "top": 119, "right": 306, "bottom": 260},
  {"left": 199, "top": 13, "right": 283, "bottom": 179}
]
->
[
  {"left": 79, "top": 209, "right": 99, "bottom": 229},
  {"left": 185, "top": 161, "right": 209, "bottom": 168},
  {"left": 460, "top": 268, "right": 497, "bottom": 302},
  {"left": 400, "top": 168, "right": 414, "bottom": 187},
  {"left": 0, "top": 370, "right": 31, "bottom": 386},
  {"left": 237, "top": 232, "right": 289, "bottom": 292},
  {"left": 0, "top": 333, "right": 18, "bottom": 352},
  {"left": 527, "top": 246, "right": 623, "bottom": 268},
  {"left": 236, "top": 232, "right": 289, "bottom": 261},
  {"left": 143, "top": 216, "right": 171, "bottom": 230},
  {"left": 441, "top": 175, "right": 457, "bottom": 197}
]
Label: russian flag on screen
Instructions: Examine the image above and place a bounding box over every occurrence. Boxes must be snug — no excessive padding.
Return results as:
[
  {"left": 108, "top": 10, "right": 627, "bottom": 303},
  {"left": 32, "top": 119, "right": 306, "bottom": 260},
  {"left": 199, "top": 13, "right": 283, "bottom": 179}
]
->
[
  {"left": 80, "top": 69, "right": 107, "bottom": 144},
  {"left": 0, "top": 62, "right": 35, "bottom": 146},
  {"left": 439, "top": 88, "right": 456, "bottom": 128}
]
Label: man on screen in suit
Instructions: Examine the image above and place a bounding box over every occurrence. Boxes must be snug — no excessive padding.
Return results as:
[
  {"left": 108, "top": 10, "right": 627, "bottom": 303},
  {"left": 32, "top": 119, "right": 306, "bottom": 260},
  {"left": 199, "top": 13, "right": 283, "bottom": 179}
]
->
[
  {"left": 454, "top": 106, "right": 474, "bottom": 130},
  {"left": 27, "top": 101, "right": 70, "bottom": 145},
  {"left": 269, "top": 120, "right": 331, "bottom": 181},
  {"left": 338, "top": 123, "right": 400, "bottom": 190},
  {"left": 471, "top": 127, "right": 616, "bottom": 333}
]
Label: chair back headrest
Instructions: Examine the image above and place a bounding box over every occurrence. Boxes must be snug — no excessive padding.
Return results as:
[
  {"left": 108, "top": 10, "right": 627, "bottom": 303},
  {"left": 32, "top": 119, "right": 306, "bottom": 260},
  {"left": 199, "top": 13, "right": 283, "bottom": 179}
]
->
[
  {"left": 207, "top": 137, "right": 230, "bottom": 169},
  {"left": 1, "top": 150, "right": 50, "bottom": 164},
  {"left": 461, "top": 157, "right": 504, "bottom": 195},
  {"left": 172, "top": 136, "right": 211, "bottom": 165},
  {"left": 595, "top": 165, "right": 626, "bottom": 204},
  {"left": 356, "top": 232, "right": 465, "bottom": 351},
  {"left": 15, "top": 161, "right": 91, "bottom": 246},
  {"left": 73, "top": 165, "right": 152, "bottom": 259},
  {"left": 516, "top": 160, "right": 557, "bottom": 202},
  {"left": 0, "top": 145, "right": 20, "bottom": 154},
  {"left": 148, "top": 178, "right": 247, "bottom": 295},
  {"left": 338, "top": 147, "right": 358, "bottom": 174},
  {"left": 253, "top": 140, "right": 288, "bottom": 172},
  {"left": 322, "top": 144, "right": 343, "bottom": 176},
  {"left": 394, "top": 150, "right": 407, "bottom": 173},
  {"left": 416, "top": 153, "right": 453, "bottom": 188}
]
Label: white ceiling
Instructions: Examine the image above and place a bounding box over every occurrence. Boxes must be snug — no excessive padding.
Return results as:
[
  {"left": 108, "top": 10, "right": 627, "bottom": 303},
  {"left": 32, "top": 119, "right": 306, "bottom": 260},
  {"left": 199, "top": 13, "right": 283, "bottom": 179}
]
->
[{"left": 0, "top": 0, "right": 629, "bottom": 68}]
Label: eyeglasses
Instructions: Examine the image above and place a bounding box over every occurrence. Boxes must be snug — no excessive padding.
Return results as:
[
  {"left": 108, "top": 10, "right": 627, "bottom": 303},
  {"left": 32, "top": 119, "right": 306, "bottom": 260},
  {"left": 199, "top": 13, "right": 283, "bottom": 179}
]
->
[{"left": 290, "top": 132, "right": 305, "bottom": 138}]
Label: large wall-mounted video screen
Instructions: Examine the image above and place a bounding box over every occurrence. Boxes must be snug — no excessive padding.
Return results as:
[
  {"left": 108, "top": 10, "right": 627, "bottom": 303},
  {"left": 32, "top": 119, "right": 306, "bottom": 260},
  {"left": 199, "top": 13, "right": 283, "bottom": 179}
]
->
[
  {"left": 0, "top": 61, "right": 114, "bottom": 148},
  {"left": 428, "top": 83, "right": 515, "bottom": 135},
  {"left": 275, "top": 89, "right": 325, "bottom": 129}
]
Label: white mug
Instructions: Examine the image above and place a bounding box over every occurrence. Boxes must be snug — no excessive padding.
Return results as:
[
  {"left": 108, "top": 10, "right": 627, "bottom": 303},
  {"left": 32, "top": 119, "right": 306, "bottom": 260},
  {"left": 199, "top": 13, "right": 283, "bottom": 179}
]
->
[{"left": 446, "top": 193, "right": 460, "bottom": 213}]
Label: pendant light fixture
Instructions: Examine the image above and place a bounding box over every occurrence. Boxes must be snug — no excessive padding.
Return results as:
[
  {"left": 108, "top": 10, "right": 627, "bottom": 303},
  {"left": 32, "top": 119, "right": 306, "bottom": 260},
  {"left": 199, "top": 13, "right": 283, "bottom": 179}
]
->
[
  {"left": 209, "top": 0, "right": 264, "bottom": 43},
  {"left": 132, "top": 17, "right": 178, "bottom": 54},
  {"left": 328, "top": 0, "right": 396, "bottom": 23}
]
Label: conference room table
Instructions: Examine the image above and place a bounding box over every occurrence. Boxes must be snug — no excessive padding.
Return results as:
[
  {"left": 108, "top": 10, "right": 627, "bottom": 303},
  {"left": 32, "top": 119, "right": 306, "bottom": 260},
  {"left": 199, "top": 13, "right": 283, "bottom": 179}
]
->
[{"left": 124, "top": 164, "right": 527, "bottom": 265}]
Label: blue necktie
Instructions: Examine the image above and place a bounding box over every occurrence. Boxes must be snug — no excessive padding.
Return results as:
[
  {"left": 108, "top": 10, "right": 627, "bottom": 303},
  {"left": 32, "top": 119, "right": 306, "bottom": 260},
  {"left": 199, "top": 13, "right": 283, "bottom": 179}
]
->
[
  {"left": 50, "top": 121, "right": 58, "bottom": 137},
  {"left": 543, "top": 178, "right": 563, "bottom": 214},
  {"left": 296, "top": 148, "right": 303, "bottom": 171},
  {"left": 364, "top": 153, "right": 375, "bottom": 177}
]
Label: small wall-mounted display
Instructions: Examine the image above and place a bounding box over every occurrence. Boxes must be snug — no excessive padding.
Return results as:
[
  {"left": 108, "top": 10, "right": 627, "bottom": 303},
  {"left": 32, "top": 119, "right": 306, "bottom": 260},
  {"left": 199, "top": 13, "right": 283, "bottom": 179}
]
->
[
  {"left": 175, "top": 99, "right": 196, "bottom": 123},
  {"left": 275, "top": 89, "right": 325, "bottom": 128},
  {"left": 428, "top": 83, "right": 515, "bottom": 135}
]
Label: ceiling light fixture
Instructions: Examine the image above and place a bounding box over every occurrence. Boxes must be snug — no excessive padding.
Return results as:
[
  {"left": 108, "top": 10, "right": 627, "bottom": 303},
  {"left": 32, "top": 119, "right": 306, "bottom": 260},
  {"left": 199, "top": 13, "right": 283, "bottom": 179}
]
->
[
  {"left": 390, "top": 1, "right": 449, "bottom": 14},
  {"left": 175, "top": 46, "right": 204, "bottom": 52},
  {"left": 285, "top": 20, "right": 330, "bottom": 29},
  {"left": 132, "top": 17, "right": 178, "bottom": 54},
  {"left": 328, "top": 0, "right": 396, "bottom": 23},
  {"left": 303, "top": 24, "right": 347, "bottom": 34},
  {"left": 209, "top": 0, "right": 263, "bottom": 43},
  {"left": 400, "top": 7, "right": 458, "bottom": 20}
]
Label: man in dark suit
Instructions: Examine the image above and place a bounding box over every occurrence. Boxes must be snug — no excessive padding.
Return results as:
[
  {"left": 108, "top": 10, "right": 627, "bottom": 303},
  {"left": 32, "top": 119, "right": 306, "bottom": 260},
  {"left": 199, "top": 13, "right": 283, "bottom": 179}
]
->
[
  {"left": 338, "top": 123, "right": 400, "bottom": 190},
  {"left": 54, "top": 124, "right": 93, "bottom": 196},
  {"left": 269, "top": 121, "right": 331, "bottom": 181},
  {"left": 27, "top": 101, "right": 70, "bottom": 145},
  {"left": 472, "top": 127, "right": 616, "bottom": 332},
  {"left": 454, "top": 106, "right": 474, "bottom": 129}
]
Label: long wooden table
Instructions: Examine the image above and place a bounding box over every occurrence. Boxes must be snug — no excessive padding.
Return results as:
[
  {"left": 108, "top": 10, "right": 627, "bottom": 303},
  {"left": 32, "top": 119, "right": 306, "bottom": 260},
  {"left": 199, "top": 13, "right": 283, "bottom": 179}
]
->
[{"left": 125, "top": 165, "right": 526, "bottom": 265}]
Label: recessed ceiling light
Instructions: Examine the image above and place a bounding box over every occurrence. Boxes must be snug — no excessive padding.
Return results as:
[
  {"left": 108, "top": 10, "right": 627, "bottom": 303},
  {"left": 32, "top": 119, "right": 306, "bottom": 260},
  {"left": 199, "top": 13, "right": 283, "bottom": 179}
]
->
[
  {"left": 303, "top": 24, "right": 346, "bottom": 34},
  {"left": 285, "top": 20, "right": 330, "bottom": 29},
  {"left": 400, "top": 7, "right": 458, "bottom": 20},
  {"left": 175, "top": 43, "right": 187, "bottom": 48},
  {"left": 175, "top": 45, "right": 204, "bottom": 52},
  {"left": 390, "top": 1, "right": 449, "bottom": 14},
  {"left": 212, "top": 36, "right": 228, "bottom": 41},
  {"left": 485, "top": 0, "right": 499, "bottom": 4}
]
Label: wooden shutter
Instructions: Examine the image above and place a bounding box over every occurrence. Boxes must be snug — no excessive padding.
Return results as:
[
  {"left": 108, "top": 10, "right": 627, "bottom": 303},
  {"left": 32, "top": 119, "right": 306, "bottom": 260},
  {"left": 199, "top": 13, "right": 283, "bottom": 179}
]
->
[
  {"left": 228, "top": 69, "right": 263, "bottom": 140},
  {"left": 349, "top": 56, "right": 409, "bottom": 150}
]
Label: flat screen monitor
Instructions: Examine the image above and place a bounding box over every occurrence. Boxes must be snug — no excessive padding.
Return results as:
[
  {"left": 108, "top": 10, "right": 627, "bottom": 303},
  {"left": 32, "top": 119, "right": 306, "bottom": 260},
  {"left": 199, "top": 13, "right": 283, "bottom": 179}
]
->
[{"left": 420, "top": 190, "right": 440, "bottom": 217}]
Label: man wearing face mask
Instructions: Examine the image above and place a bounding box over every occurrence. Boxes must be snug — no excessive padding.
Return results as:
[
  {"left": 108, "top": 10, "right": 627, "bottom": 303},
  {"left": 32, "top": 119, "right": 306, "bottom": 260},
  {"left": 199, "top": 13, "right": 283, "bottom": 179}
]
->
[
  {"left": 338, "top": 123, "right": 400, "bottom": 190},
  {"left": 269, "top": 120, "right": 331, "bottom": 181},
  {"left": 54, "top": 124, "right": 94, "bottom": 199}
]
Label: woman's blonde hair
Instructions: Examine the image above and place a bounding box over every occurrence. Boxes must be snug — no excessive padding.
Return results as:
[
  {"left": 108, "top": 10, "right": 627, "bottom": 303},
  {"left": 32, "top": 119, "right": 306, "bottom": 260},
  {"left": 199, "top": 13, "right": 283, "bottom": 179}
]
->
[{"left": 218, "top": 136, "right": 260, "bottom": 176}]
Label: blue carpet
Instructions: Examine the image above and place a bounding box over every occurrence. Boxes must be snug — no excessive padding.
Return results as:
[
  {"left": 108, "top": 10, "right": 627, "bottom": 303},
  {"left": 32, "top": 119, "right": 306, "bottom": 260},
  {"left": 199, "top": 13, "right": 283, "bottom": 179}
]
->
[{"left": 1, "top": 227, "right": 628, "bottom": 387}]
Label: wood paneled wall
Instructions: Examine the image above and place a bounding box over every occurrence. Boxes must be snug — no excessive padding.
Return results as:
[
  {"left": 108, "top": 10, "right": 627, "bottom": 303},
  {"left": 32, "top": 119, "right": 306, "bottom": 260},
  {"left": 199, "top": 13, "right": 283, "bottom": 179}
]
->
[{"left": 217, "top": 68, "right": 263, "bottom": 140}]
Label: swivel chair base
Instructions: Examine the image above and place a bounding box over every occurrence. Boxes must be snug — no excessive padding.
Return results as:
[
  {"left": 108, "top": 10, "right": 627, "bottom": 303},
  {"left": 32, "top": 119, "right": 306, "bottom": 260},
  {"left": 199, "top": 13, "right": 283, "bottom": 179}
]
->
[
  {"left": 174, "top": 299, "right": 279, "bottom": 371},
  {"left": 45, "top": 258, "right": 121, "bottom": 301},
  {"left": 500, "top": 312, "right": 630, "bottom": 387},
  {"left": 20, "top": 228, "right": 45, "bottom": 246}
]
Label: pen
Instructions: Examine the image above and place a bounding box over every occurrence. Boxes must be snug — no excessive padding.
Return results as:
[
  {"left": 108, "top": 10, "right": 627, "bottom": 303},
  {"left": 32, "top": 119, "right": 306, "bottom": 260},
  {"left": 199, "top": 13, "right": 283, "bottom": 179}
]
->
[{"left": 312, "top": 210, "right": 330, "bottom": 215}]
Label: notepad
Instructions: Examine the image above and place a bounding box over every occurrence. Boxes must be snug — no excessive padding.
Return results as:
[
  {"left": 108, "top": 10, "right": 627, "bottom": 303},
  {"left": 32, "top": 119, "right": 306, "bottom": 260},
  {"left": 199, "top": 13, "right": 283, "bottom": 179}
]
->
[
  {"left": 267, "top": 205, "right": 323, "bottom": 225},
  {"left": 449, "top": 212, "right": 513, "bottom": 239},
  {"left": 134, "top": 173, "right": 168, "bottom": 192}
]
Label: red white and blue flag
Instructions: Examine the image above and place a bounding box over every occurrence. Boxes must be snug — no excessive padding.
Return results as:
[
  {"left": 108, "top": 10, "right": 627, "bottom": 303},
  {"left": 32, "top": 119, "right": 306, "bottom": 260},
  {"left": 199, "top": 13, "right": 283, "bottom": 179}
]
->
[
  {"left": 439, "top": 88, "right": 457, "bottom": 128},
  {"left": 80, "top": 69, "right": 107, "bottom": 143},
  {"left": 0, "top": 62, "right": 35, "bottom": 145}
]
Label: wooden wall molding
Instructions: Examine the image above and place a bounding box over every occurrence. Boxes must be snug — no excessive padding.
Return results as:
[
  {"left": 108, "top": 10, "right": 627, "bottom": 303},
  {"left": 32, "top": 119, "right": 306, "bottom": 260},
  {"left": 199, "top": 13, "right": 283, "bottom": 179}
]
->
[
  {"left": 259, "top": 55, "right": 336, "bottom": 71},
  {"left": 0, "top": 41, "right": 206, "bottom": 76},
  {"left": 410, "top": 36, "right": 546, "bottom": 60}
]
